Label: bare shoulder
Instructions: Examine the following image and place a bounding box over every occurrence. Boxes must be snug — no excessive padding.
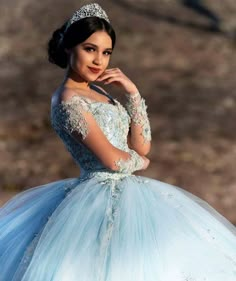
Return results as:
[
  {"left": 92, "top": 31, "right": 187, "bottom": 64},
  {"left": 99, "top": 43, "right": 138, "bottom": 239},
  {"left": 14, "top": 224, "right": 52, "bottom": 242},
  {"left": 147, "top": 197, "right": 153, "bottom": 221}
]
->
[
  {"left": 60, "top": 87, "right": 82, "bottom": 102},
  {"left": 51, "top": 87, "right": 82, "bottom": 107}
]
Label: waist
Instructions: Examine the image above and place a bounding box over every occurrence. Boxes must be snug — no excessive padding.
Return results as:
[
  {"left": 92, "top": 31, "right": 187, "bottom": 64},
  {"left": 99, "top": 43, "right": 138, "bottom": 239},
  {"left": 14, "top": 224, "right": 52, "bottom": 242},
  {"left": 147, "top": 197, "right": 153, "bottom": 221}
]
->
[{"left": 79, "top": 169, "right": 132, "bottom": 181}]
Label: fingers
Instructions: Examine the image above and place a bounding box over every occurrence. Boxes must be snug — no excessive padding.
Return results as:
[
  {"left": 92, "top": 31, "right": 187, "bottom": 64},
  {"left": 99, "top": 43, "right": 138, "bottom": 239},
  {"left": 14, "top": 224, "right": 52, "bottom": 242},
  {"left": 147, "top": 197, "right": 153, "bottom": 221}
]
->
[
  {"left": 104, "top": 68, "right": 122, "bottom": 73},
  {"left": 97, "top": 73, "right": 119, "bottom": 82},
  {"left": 103, "top": 68, "right": 121, "bottom": 72},
  {"left": 103, "top": 77, "right": 121, "bottom": 85},
  {"left": 96, "top": 68, "right": 137, "bottom": 93},
  {"left": 97, "top": 68, "right": 123, "bottom": 82}
]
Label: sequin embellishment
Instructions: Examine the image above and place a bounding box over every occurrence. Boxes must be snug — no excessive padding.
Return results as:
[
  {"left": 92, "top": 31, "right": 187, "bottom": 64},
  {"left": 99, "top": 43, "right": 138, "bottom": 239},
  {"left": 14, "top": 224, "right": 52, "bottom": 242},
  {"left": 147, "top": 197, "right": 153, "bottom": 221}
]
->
[{"left": 125, "top": 92, "right": 152, "bottom": 143}]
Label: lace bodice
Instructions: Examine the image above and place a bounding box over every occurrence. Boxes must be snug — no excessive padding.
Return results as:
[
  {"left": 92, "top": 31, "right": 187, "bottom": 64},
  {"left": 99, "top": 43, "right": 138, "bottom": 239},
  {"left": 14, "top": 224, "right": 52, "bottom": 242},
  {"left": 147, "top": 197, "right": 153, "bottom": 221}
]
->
[
  {"left": 51, "top": 88, "right": 151, "bottom": 177},
  {"left": 51, "top": 95, "right": 131, "bottom": 175}
]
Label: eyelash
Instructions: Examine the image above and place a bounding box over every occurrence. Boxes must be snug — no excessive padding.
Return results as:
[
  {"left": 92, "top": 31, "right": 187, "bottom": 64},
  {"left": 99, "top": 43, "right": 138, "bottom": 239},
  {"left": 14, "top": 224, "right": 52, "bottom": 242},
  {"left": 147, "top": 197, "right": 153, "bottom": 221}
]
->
[
  {"left": 104, "top": 51, "right": 112, "bottom": 56},
  {"left": 84, "top": 47, "right": 112, "bottom": 56}
]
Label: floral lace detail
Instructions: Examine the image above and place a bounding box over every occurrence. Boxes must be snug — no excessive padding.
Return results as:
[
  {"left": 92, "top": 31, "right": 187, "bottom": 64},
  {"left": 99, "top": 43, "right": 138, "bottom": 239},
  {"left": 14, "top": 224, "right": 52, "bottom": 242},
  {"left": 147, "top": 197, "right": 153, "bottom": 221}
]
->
[
  {"left": 125, "top": 92, "right": 152, "bottom": 143},
  {"left": 51, "top": 93, "right": 146, "bottom": 175},
  {"left": 81, "top": 170, "right": 132, "bottom": 181},
  {"left": 115, "top": 149, "right": 145, "bottom": 173},
  {"left": 52, "top": 95, "right": 90, "bottom": 140},
  {"left": 96, "top": 175, "right": 127, "bottom": 281}
]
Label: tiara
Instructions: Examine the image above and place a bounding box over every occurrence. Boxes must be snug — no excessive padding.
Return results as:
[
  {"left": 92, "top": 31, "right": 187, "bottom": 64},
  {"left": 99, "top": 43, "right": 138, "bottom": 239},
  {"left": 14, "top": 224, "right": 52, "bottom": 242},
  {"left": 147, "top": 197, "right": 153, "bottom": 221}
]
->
[
  {"left": 58, "top": 3, "right": 110, "bottom": 45},
  {"left": 68, "top": 3, "right": 110, "bottom": 28}
]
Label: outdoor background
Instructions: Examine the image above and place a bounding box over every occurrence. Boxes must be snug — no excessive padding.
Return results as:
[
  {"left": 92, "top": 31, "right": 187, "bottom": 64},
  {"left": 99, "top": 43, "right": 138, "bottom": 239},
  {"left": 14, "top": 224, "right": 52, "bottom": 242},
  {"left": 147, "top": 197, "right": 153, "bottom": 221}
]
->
[{"left": 0, "top": 0, "right": 236, "bottom": 223}]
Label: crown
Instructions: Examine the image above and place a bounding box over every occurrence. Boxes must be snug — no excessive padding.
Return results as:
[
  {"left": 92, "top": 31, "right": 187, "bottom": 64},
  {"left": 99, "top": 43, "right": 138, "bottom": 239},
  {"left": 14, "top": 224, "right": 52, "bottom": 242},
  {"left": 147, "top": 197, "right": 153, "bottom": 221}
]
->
[
  {"left": 58, "top": 3, "right": 110, "bottom": 45},
  {"left": 69, "top": 3, "right": 110, "bottom": 27}
]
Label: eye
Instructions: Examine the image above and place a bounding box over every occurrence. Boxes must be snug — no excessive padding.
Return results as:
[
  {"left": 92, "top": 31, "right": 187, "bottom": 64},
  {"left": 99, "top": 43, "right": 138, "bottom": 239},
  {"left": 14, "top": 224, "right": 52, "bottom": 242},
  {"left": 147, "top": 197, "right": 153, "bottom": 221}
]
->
[
  {"left": 104, "top": 51, "right": 112, "bottom": 56},
  {"left": 85, "top": 47, "right": 95, "bottom": 52}
]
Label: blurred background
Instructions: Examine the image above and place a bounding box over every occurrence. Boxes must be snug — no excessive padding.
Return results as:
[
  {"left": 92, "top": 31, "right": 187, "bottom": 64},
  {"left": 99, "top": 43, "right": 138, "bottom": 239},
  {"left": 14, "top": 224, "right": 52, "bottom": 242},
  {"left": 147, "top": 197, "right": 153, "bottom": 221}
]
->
[{"left": 0, "top": 0, "right": 236, "bottom": 223}]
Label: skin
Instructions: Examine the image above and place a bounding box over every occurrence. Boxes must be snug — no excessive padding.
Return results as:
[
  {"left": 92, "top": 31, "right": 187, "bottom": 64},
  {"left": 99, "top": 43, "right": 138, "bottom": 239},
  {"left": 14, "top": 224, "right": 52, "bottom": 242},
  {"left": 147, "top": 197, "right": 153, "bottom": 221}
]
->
[
  {"left": 54, "top": 30, "right": 150, "bottom": 170},
  {"left": 64, "top": 30, "right": 139, "bottom": 95}
]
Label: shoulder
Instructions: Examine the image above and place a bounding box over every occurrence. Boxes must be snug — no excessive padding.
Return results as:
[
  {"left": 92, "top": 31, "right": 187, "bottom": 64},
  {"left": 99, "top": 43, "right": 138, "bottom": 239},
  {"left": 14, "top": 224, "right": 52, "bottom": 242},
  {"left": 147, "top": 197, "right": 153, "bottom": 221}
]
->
[
  {"left": 51, "top": 87, "right": 76, "bottom": 106},
  {"left": 52, "top": 87, "right": 88, "bottom": 106},
  {"left": 60, "top": 87, "right": 81, "bottom": 103},
  {"left": 52, "top": 89, "right": 90, "bottom": 120}
]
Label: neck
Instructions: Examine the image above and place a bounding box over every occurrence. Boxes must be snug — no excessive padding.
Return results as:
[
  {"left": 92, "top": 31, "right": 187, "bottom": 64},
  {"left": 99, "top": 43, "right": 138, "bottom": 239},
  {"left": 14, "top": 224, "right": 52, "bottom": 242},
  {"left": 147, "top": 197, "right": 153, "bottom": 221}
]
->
[{"left": 63, "top": 68, "right": 90, "bottom": 90}]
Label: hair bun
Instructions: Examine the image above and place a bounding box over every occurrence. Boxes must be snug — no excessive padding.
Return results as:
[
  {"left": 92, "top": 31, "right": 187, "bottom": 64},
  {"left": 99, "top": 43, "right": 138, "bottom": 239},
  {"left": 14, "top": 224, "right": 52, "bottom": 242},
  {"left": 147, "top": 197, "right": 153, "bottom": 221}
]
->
[
  {"left": 47, "top": 17, "right": 116, "bottom": 70},
  {"left": 47, "top": 22, "right": 69, "bottom": 69}
]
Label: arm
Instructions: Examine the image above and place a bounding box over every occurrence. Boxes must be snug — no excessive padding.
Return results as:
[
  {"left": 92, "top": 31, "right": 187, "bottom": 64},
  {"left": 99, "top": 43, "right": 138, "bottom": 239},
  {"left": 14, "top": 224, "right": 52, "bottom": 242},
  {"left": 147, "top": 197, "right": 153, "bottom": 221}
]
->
[
  {"left": 59, "top": 90, "right": 148, "bottom": 174},
  {"left": 90, "top": 83, "right": 151, "bottom": 154},
  {"left": 125, "top": 91, "right": 151, "bottom": 156},
  {"left": 96, "top": 68, "right": 152, "bottom": 156}
]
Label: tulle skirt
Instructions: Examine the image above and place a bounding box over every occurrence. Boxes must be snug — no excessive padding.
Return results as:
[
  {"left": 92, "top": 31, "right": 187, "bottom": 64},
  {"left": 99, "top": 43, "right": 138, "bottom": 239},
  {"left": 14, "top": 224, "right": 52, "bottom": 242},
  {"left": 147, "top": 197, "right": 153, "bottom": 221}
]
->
[{"left": 0, "top": 171, "right": 236, "bottom": 281}]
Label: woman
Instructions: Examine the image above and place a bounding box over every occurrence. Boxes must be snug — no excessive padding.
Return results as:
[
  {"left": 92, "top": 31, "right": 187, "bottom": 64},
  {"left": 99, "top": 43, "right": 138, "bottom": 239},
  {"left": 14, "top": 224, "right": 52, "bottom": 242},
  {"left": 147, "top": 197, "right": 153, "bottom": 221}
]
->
[{"left": 0, "top": 3, "right": 235, "bottom": 281}]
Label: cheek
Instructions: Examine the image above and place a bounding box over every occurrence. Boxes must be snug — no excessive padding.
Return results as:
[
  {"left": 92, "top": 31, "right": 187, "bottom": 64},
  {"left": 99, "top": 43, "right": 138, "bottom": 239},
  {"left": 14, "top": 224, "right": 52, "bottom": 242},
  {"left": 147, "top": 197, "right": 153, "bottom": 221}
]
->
[
  {"left": 104, "top": 56, "right": 111, "bottom": 68},
  {"left": 70, "top": 53, "right": 82, "bottom": 71}
]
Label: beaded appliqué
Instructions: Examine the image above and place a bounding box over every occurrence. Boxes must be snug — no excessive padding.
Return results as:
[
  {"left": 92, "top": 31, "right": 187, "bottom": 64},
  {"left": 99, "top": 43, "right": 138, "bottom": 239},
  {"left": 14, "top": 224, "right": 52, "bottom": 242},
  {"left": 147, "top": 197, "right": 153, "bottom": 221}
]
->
[
  {"left": 96, "top": 174, "right": 127, "bottom": 281},
  {"left": 52, "top": 95, "right": 89, "bottom": 140},
  {"left": 51, "top": 94, "right": 148, "bottom": 175},
  {"left": 125, "top": 92, "right": 152, "bottom": 143},
  {"left": 115, "top": 149, "right": 145, "bottom": 173}
]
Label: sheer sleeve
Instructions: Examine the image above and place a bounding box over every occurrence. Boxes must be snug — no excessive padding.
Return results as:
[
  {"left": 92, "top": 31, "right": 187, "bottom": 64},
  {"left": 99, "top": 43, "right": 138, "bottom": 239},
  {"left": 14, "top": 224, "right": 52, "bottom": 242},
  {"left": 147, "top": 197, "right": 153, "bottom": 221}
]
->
[
  {"left": 56, "top": 95, "right": 145, "bottom": 174},
  {"left": 125, "top": 92, "right": 152, "bottom": 143},
  {"left": 58, "top": 96, "right": 90, "bottom": 140}
]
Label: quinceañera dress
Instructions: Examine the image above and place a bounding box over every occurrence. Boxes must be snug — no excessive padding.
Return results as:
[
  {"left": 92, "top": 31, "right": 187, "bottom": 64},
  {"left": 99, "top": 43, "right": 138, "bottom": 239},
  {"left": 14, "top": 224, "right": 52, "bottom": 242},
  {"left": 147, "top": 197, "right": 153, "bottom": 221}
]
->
[{"left": 0, "top": 88, "right": 236, "bottom": 281}]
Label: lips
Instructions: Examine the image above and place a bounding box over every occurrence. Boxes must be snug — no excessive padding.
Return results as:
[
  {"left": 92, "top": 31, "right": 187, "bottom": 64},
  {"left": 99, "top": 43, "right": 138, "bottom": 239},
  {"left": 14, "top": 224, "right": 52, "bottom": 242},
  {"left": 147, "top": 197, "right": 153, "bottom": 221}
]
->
[{"left": 88, "top": 67, "right": 101, "bottom": 74}]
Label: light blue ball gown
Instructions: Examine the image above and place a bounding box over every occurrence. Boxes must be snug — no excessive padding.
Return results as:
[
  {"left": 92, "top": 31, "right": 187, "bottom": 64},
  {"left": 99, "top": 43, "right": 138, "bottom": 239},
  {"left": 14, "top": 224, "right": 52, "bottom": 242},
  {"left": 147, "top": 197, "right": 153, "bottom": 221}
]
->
[{"left": 0, "top": 88, "right": 235, "bottom": 281}]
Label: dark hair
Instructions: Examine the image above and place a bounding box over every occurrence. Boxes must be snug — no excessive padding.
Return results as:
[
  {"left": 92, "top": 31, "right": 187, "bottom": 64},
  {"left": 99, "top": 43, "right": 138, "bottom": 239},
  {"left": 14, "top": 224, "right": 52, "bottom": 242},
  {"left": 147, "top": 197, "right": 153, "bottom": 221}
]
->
[{"left": 48, "top": 17, "right": 116, "bottom": 69}]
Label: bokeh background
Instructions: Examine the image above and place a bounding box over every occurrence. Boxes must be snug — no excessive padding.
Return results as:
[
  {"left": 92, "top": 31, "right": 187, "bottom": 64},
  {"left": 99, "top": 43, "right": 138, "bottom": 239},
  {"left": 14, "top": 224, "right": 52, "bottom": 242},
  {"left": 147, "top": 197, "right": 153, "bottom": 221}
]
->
[{"left": 0, "top": 0, "right": 236, "bottom": 223}]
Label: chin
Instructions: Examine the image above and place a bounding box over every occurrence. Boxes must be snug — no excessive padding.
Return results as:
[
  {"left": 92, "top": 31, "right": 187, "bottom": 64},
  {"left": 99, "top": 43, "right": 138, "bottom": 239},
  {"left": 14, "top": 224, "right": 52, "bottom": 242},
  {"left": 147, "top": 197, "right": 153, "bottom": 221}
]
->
[
  {"left": 86, "top": 74, "right": 100, "bottom": 82},
  {"left": 89, "top": 76, "right": 98, "bottom": 82},
  {"left": 73, "top": 70, "right": 99, "bottom": 83}
]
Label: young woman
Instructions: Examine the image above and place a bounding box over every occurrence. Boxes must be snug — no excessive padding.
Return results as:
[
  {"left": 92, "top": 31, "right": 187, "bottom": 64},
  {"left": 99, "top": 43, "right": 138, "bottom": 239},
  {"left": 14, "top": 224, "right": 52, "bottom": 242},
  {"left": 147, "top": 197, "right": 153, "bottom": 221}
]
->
[{"left": 0, "top": 3, "right": 235, "bottom": 281}]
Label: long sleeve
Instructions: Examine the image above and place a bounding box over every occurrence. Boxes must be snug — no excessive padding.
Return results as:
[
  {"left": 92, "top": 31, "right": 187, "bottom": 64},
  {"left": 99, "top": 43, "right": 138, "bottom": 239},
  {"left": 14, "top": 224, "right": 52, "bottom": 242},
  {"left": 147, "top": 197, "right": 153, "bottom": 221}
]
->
[
  {"left": 53, "top": 95, "right": 145, "bottom": 174},
  {"left": 114, "top": 149, "right": 145, "bottom": 174},
  {"left": 125, "top": 92, "right": 151, "bottom": 154}
]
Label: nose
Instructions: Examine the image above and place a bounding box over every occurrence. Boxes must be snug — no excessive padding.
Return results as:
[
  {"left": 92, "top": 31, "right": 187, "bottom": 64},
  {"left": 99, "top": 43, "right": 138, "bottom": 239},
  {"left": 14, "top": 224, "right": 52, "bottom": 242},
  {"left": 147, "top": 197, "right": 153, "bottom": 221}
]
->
[{"left": 93, "top": 52, "right": 102, "bottom": 66}]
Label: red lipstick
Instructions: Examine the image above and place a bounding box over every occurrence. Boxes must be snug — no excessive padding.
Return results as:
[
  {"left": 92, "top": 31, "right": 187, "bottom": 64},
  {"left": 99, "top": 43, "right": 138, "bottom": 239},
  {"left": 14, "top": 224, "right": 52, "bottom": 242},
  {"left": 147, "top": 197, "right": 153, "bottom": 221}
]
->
[{"left": 88, "top": 67, "right": 101, "bottom": 74}]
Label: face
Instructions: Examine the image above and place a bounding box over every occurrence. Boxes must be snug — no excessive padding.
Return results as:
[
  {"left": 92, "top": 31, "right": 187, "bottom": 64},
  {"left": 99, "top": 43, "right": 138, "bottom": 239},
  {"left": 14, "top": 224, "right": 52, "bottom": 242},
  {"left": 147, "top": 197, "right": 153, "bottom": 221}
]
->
[{"left": 68, "top": 30, "right": 113, "bottom": 82}]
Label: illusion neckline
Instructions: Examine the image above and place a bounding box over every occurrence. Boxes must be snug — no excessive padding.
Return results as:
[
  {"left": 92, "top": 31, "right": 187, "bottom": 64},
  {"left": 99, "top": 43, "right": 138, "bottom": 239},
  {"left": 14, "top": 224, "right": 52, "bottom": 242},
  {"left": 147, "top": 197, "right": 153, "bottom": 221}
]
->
[
  {"left": 64, "top": 94, "right": 117, "bottom": 106},
  {"left": 60, "top": 85, "right": 117, "bottom": 106},
  {"left": 51, "top": 94, "right": 122, "bottom": 112}
]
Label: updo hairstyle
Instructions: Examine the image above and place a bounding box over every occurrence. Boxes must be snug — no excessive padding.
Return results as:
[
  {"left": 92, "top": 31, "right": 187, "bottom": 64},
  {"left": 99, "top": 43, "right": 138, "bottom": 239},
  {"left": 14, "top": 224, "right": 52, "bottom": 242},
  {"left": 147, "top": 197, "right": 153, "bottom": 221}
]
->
[{"left": 48, "top": 17, "right": 116, "bottom": 69}]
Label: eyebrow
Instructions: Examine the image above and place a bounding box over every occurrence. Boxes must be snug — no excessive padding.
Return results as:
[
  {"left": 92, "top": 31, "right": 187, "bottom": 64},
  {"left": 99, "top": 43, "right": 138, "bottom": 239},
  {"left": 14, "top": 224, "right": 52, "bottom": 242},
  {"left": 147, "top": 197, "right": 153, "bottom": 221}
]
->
[{"left": 82, "top": 43, "right": 112, "bottom": 51}]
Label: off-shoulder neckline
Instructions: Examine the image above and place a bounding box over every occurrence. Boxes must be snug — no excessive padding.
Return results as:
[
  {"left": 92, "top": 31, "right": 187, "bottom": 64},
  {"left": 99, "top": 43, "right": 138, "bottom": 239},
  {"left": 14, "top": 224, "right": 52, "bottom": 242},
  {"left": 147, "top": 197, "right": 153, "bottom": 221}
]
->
[
  {"left": 62, "top": 94, "right": 117, "bottom": 106},
  {"left": 51, "top": 94, "right": 124, "bottom": 112},
  {"left": 51, "top": 94, "right": 129, "bottom": 121},
  {"left": 52, "top": 85, "right": 118, "bottom": 108}
]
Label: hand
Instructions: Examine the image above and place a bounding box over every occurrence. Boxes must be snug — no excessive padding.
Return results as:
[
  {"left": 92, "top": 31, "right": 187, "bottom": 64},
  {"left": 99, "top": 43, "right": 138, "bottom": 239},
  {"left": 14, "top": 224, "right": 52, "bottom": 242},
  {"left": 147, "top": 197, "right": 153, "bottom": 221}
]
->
[
  {"left": 96, "top": 68, "right": 138, "bottom": 95},
  {"left": 141, "top": 156, "right": 150, "bottom": 170}
]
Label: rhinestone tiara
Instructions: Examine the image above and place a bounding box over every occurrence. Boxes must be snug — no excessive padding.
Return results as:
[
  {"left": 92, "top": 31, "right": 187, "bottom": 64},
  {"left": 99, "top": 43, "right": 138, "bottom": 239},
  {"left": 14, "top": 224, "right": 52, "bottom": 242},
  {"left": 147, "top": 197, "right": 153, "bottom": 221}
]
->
[{"left": 68, "top": 3, "right": 110, "bottom": 28}]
